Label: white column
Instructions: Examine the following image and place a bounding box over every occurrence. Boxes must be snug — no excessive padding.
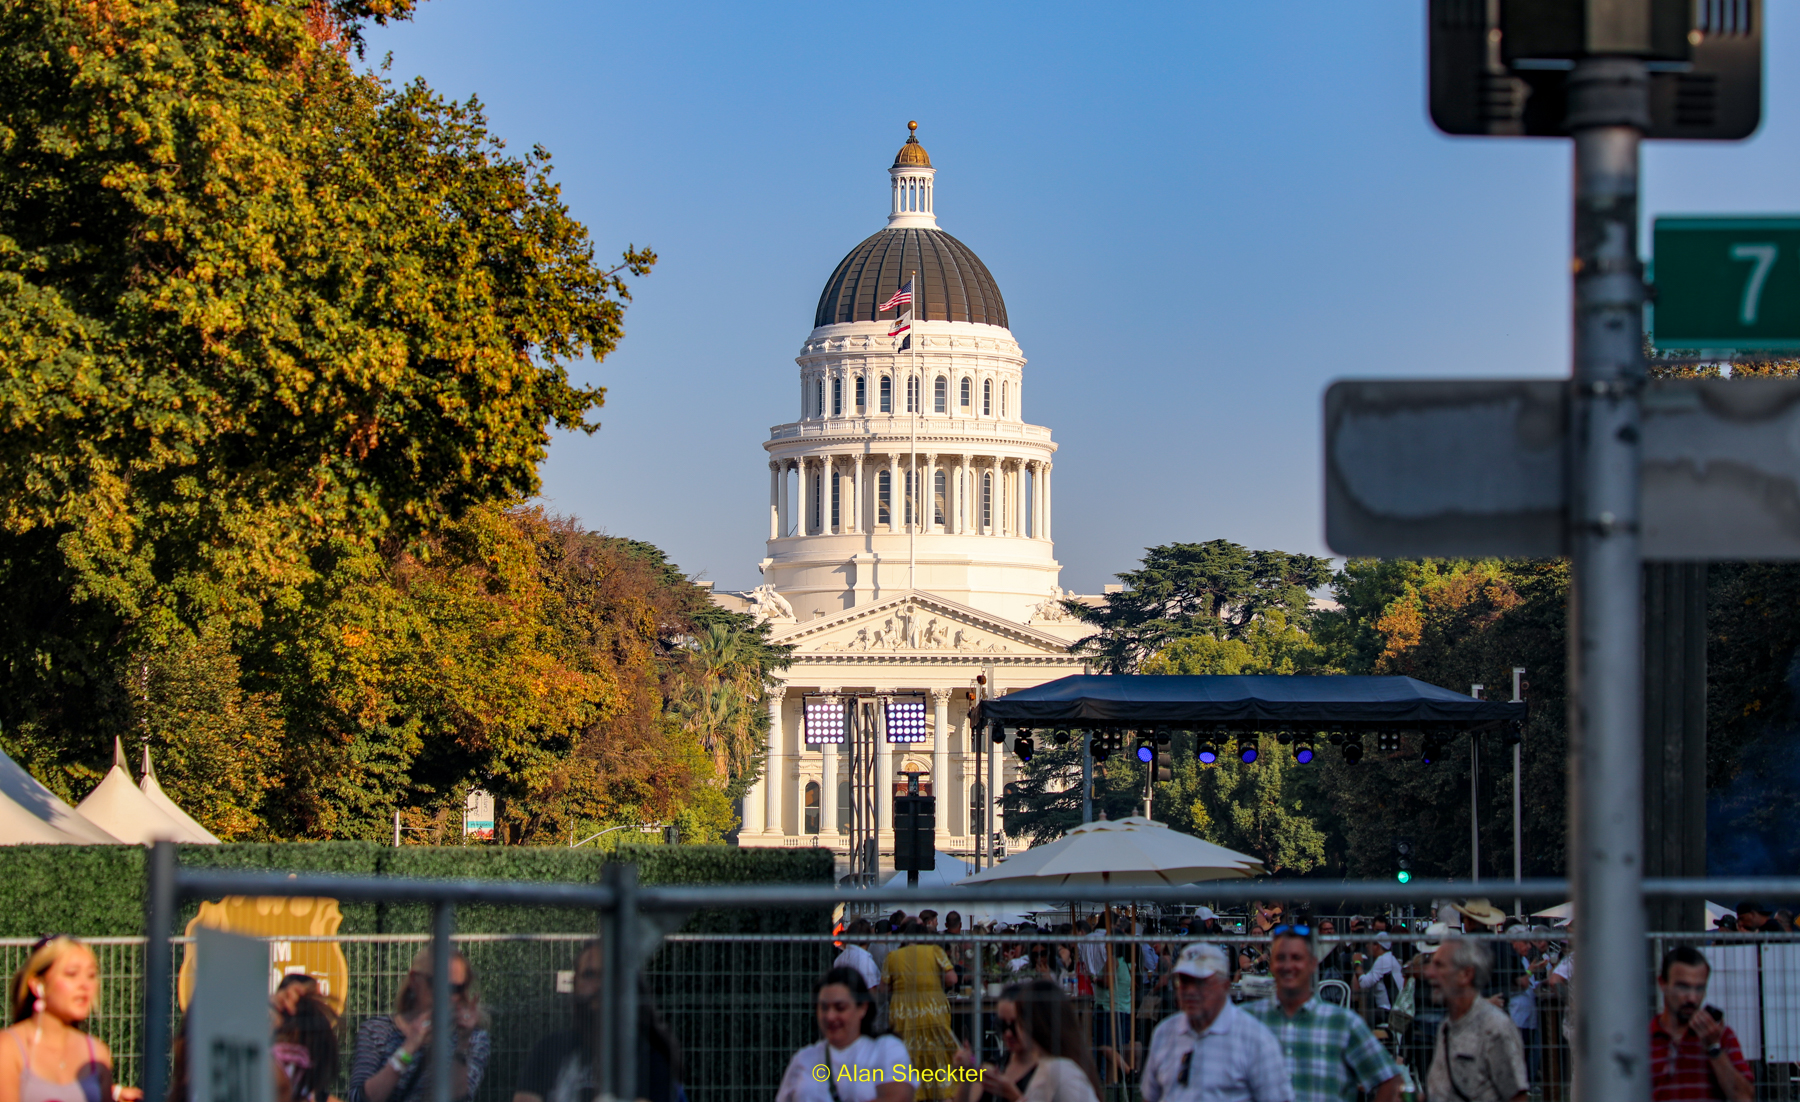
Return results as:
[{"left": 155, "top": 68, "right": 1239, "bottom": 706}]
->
[
  {"left": 886, "top": 453, "right": 899, "bottom": 530},
  {"left": 742, "top": 772, "right": 766, "bottom": 836},
  {"left": 797, "top": 459, "right": 811, "bottom": 536},
  {"left": 931, "top": 689, "right": 952, "bottom": 842},
  {"left": 763, "top": 688, "right": 785, "bottom": 835},
  {"left": 821, "top": 741, "right": 839, "bottom": 844},
  {"left": 1044, "top": 463, "right": 1052, "bottom": 541},
  {"left": 768, "top": 461, "right": 781, "bottom": 540},
  {"left": 823, "top": 456, "right": 835, "bottom": 534},
  {"left": 851, "top": 454, "right": 864, "bottom": 534},
  {"left": 1015, "top": 461, "right": 1026, "bottom": 537}
]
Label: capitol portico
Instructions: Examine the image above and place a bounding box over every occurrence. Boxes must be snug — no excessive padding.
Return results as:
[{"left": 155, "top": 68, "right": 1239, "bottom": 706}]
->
[{"left": 730, "top": 124, "right": 1098, "bottom": 858}]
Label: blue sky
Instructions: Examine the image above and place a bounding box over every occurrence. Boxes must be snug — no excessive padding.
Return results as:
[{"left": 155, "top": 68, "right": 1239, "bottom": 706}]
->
[{"left": 366, "top": 2, "right": 1800, "bottom": 595}]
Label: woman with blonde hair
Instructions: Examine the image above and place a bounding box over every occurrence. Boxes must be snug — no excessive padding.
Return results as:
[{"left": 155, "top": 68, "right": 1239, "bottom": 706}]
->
[
  {"left": 0, "top": 935, "right": 141, "bottom": 1102},
  {"left": 347, "top": 948, "right": 490, "bottom": 1102}
]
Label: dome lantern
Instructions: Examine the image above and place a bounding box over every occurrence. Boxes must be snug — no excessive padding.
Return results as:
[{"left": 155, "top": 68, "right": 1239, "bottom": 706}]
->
[{"left": 888, "top": 120, "right": 937, "bottom": 229}]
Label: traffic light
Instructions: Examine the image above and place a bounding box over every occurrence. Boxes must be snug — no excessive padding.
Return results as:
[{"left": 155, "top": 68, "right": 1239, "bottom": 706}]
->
[
  {"left": 1154, "top": 744, "right": 1173, "bottom": 783},
  {"left": 893, "top": 795, "right": 936, "bottom": 873},
  {"left": 1393, "top": 837, "right": 1414, "bottom": 884}
]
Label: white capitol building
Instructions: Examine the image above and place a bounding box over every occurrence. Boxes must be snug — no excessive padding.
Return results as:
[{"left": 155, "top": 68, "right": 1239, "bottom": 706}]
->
[{"left": 726, "top": 124, "right": 1104, "bottom": 857}]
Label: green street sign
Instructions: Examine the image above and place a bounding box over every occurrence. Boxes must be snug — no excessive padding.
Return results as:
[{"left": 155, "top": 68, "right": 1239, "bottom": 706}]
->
[{"left": 1653, "top": 216, "right": 1800, "bottom": 350}]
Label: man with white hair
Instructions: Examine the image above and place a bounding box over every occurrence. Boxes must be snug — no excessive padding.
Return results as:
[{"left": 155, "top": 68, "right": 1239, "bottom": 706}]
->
[
  {"left": 1423, "top": 935, "right": 1529, "bottom": 1102},
  {"left": 1142, "top": 943, "right": 1294, "bottom": 1102}
]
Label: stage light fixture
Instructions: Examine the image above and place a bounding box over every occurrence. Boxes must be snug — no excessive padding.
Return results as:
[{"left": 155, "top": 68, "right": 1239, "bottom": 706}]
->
[
  {"left": 1239, "top": 737, "right": 1259, "bottom": 764},
  {"left": 992, "top": 724, "right": 1008, "bottom": 744},
  {"left": 1015, "top": 736, "right": 1034, "bottom": 764},
  {"left": 1293, "top": 742, "right": 1315, "bottom": 765},
  {"left": 1053, "top": 728, "right": 1071, "bottom": 746},
  {"left": 884, "top": 696, "right": 929, "bottom": 743},
  {"left": 802, "top": 695, "right": 846, "bottom": 745},
  {"left": 1136, "top": 743, "right": 1155, "bottom": 765},
  {"left": 1197, "top": 740, "right": 1218, "bottom": 765},
  {"left": 1342, "top": 740, "right": 1364, "bottom": 765}
]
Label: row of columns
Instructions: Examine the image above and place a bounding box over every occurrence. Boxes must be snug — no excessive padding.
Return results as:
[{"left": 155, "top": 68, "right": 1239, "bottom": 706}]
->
[
  {"left": 801, "top": 369, "right": 1017, "bottom": 421},
  {"left": 739, "top": 688, "right": 994, "bottom": 841},
  {"left": 768, "top": 455, "right": 1052, "bottom": 540}
]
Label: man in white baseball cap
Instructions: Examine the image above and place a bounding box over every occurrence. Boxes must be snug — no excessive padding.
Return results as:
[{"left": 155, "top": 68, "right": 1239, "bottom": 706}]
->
[{"left": 1142, "top": 944, "right": 1293, "bottom": 1102}]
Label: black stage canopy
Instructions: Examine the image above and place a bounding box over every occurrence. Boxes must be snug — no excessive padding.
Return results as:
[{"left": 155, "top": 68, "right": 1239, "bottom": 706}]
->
[{"left": 971, "top": 674, "right": 1524, "bottom": 731}]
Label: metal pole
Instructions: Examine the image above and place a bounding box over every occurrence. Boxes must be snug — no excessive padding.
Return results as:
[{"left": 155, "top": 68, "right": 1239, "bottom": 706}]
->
[
  {"left": 1513, "top": 666, "right": 1526, "bottom": 918},
  {"left": 1567, "top": 55, "right": 1650, "bottom": 1102},
  {"left": 970, "top": 937, "right": 983, "bottom": 1070},
  {"left": 1081, "top": 730, "right": 1093, "bottom": 825},
  {"left": 602, "top": 862, "right": 640, "bottom": 1102},
  {"left": 987, "top": 718, "right": 999, "bottom": 861},
  {"left": 142, "top": 840, "right": 176, "bottom": 1102},
  {"left": 1470, "top": 684, "right": 1483, "bottom": 882},
  {"left": 429, "top": 903, "right": 455, "bottom": 1102}
]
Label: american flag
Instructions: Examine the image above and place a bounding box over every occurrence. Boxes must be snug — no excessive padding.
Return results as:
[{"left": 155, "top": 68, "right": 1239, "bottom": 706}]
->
[{"left": 879, "top": 280, "right": 914, "bottom": 313}]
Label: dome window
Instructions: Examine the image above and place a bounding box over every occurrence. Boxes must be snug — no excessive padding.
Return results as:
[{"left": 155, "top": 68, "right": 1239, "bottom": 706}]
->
[
  {"left": 961, "top": 377, "right": 971, "bottom": 408},
  {"left": 855, "top": 375, "right": 866, "bottom": 411},
  {"left": 934, "top": 376, "right": 947, "bottom": 414},
  {"left": 907, "top": 376, "right": 920, "bottom": 414},
  {"left": 1001, "top": 380, "right": 1009, "bottom": 419},
  {"left": 934, "top": 470, "right": 947, "bottom": 527},
  {"left": 880, "top": 375, "right": 892, "bottom": 413},
  {"left": 816, "top": 379, "right": 826, "bottom": 419},
  {"left": 982, "top": 378, "right": 992, "bottom": 416},
  {"left": 982, "top": 471, "right": 993, "bottom": 529},
  {"left": 832, "top": 377, "right": 843, "bottom": 416},
  {"left": 878, "top": 470, "right": 892, "bottom": 526}
]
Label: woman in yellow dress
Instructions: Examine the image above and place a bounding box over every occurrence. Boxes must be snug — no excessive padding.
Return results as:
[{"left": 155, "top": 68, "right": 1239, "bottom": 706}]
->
[{"left": 881, "top": 918, "right": 960, "bottom": 1101}]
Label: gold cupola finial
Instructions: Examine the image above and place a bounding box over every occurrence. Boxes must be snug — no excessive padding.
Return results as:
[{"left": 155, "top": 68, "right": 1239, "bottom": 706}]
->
[{"left": 893, "top": 120, "right": 931, "bottom": 168}]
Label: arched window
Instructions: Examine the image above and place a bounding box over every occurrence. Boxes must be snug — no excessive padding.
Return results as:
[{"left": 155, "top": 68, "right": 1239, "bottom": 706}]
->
[
  {"left": 982, "top": 378, "right": 992, "bottom": 416},
  {"left": 969, "top": 780, "right": 985, "bottom": 836},
  {"left": 817, "top": 379, "right": 826, "bottom": 419},
  {"left": 904, "top": 471, "right": 915, "bottom": 526},
  {"left": 961, "top": 377, "right": 972, "bottom": 408},
  {"left": 934, "top": 376, "right": 947, "bottom": 413},
  {"left": 880, "top": 375, "right": 892, "bottom": 413},
  {"left": 1001, "top": 380, "right": 1009, "bottom": 418},
  {"left": 878, "top": 470, "right": 892, "bottom": 526},
  {"left": 907, "top": 375, "right": 920, "bottom": 413},
  {"left": 934, "top": 470, "right": 946, "bottom": 526},
  {"left": 832, "top": 377, "right": 842, "bottom": 416},
  {"left": 855, "top": 375, "right": 866, "bottom": 410},
  {"left": 804, "top": 781, "right": 820, "bottom": 835},
  {"left": 830, "top": 468, "right": 840, "bottom": 531},
  {"left": 982, "top": 471, "right": 993, "bottom": 529},
  {"left": 811, "top": 472, "right": 822, "bottom": 533}
]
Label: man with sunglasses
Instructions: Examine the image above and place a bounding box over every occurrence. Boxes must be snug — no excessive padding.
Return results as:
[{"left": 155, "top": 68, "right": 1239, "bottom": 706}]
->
[
  {"left": 1244, "top": 925, "right": 1402, "bottom": 1102},
  {"left": 1141, "top": 944, "right": 1291, "bottom": 1102}
]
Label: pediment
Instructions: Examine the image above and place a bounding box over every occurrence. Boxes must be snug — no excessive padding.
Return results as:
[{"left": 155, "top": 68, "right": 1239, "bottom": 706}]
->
[{"left": 771, "top": 591, "right": 1074, "bottom": 657}]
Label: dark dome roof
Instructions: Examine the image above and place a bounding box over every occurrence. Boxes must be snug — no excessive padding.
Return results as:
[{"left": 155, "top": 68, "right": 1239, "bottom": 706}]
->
[{"left": 814, "top": 228, "right": 1008, "bottom": 330}]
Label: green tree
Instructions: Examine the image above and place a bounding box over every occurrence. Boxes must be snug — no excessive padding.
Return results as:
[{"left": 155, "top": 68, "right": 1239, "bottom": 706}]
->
[
  {"left": 0, "top": 0, "right": 653, "bottom": 783},
  {"left": 1069, "top": 541, "right": 1331, "bottom": 672}
]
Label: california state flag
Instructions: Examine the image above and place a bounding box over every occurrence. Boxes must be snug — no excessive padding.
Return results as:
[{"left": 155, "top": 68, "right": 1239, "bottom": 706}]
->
[{"left": 882, "top": 278, "right": 914, "bottom": 349}]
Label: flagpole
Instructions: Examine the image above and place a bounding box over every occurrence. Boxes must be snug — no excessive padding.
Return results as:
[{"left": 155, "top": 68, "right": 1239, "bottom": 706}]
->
[{"left": 908, "top": 268, "right": 917, "bottom": 592}]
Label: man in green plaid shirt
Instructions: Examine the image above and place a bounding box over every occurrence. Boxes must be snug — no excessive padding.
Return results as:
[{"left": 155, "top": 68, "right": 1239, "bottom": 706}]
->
[{"left": 1244, "top": 926, "right": 1404, "bottom": 1102}]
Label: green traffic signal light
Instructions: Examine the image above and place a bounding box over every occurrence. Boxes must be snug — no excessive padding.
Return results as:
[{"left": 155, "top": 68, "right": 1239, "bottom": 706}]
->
[{"left": 1396, "top": 870, "right": 1413, "bottom": 884}]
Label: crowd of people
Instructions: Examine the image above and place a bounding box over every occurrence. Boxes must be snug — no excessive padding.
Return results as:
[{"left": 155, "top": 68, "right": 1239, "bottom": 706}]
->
[
  {"left": 789, "top": 902, "right": 1761, "bottom": 1102},
  {"left": 0, "top": 914, "right": 1772, "bottom": 1102}
]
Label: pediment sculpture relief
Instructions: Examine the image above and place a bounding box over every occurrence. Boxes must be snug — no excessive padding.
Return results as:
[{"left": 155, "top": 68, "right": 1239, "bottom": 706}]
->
[{"left": 808, "top": 603, "right": 1013, "bottom": 654}]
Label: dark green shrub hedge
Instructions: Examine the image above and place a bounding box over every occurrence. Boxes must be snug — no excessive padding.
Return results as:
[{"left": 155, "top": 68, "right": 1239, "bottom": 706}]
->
[{"left": 0, "top": 842, "right": 834, "bottom": 937}]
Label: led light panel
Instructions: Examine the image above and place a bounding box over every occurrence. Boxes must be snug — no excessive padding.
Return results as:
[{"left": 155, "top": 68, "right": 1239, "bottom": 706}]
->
[
  {"left": 803, "top": 698, "right": 846, "bottom": 745},
  {"left": 885, "top": 698, "right": 929, "bottom": 743}
]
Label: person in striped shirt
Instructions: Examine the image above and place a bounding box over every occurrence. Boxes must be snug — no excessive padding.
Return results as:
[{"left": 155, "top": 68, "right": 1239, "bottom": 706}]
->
[
  {"left": 1244, "top": 926, "right": 1403, "bottom": 1102},
  {"left": 1652, "top": 947, "right": 1752, "bottom": 1102}
]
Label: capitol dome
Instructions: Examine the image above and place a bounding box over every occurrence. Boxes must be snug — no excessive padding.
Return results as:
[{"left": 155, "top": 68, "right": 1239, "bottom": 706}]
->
[{"left": 814, "top": 228, "right": 1008, "bottom": 329}]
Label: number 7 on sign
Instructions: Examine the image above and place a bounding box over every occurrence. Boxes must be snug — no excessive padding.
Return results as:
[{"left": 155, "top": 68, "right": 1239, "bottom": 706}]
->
[{"left": 1730, "top": 243, "right": 1778, "bottom": 325}]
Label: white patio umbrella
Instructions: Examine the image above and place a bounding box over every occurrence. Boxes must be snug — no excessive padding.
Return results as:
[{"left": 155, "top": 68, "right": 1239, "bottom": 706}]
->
[
  {"left": 955, "top": 816, "right": 1265, "bottom": 889},
  {"left": 1532, "top": 901, "right": 1573, "bottom": 922},
  {"left": 879, "top": 851, "right": 1045, "bottom": 925}
]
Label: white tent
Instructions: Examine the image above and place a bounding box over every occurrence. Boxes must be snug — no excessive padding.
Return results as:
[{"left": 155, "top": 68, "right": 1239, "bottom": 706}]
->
[
  {"left": 0, "top": 746, "right": 120, "bottom": 844},
  {"left": 138, "top": 747, "right": 220, "bottom": 843},
  {"left": 77, "top": 739, "right": 213, "bottom": 845},
  {"left": 957, "top": 816, "right": 1265, "bottom": 889}
]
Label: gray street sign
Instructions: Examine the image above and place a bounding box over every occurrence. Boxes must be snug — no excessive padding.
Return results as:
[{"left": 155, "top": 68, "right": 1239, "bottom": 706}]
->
[{"left": 1325, "top": 377, "right": 1800, "bottom": 560}]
